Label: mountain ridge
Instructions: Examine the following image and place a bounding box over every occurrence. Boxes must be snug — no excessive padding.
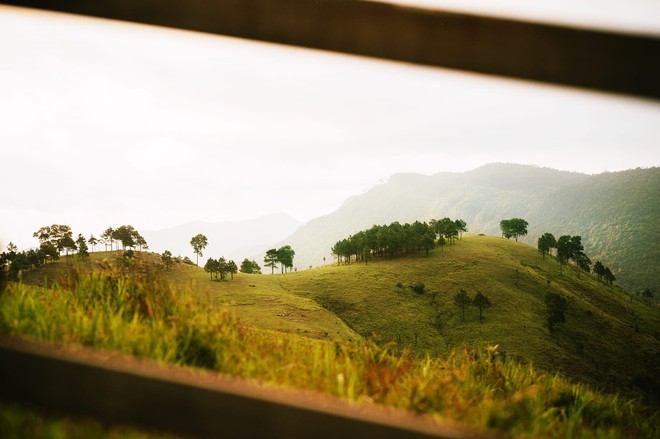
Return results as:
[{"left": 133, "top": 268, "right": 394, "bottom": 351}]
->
[
  {"left": 271, "top": 164, "right": 658, "bottom": 293},
  {"left": 142, "top": 212, "right": 302, "bottom": 265}
]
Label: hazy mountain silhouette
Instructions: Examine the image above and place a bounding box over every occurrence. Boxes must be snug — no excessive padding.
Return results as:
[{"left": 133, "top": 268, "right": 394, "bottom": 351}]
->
[{"left": 142, "top": 213, "right": 302, "bottom": 266}]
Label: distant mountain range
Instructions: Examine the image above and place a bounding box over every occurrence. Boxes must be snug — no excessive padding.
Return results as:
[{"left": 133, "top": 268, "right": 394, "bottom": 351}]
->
[
  {"left": 272, "top": 164, "right": 659, "bottom": 294},
  {"left": 141, "top": 213, "right": 302, "bottom": 266}
]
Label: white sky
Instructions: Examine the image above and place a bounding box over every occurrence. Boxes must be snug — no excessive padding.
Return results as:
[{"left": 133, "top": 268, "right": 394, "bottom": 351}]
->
[{"left": 1, "top": 5, "right": 659, "bottom": 251}]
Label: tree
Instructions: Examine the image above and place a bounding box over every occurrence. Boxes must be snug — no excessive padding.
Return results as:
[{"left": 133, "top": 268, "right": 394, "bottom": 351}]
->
[
  {"left": 33, "top": 224, "right": 74, "bottom": 256},
  {"left": 33, "top": 226, "right": 52, "bottom": 248},
  {"left": 545, "top": 291, "right": 568, "bottom": 330},
  {"left": 454, "top": 219, "right": 468, "bottom": 239},
  {"left": 437, "top": 234, "right": 446, "bottom": 251},
  {"left": 101, "top": 227, "right": 114, "bottom": 251},
  {"left": 556, "top": 235, "right": 572, "bottom": 274},
  {"left": 556, "top": 235, "right": 588, "bottom": 275},
  {"left": 161, "top": 250, "right": 173, "bottom": 271},
  {"left": 39, "top": 242, "right": 59, "bottom": 264},
  {"left": 227, "top": 260, "right": 238, "bottom": 280},
  {"left": 472, "top": 291, "right": 492, "bottom": 321},
  {"left": 76, "top": 234, "right": 89, "bottom": 259},
  {"left": 204, "top": 258, "right": 217, "bottom": 280},
  {"left": 59, "top": 229, "right": 77, "bottom": 257},
  {"left": 112, "top": 225, "right": 138, "bottom": 250},
  {"left": 264, "top": 248, "right": 279, "bottom": 274},
  {"left": 190, "top": 234, "right": 208, "bottom": 266},
  {"left": 500, "top": 218, "right": 528, "bottom": 241},
  {"left": 604, "top": 267, "right": 616, "bottom": 286},
  {"left": 217, "top": 257, "right": 228, "bottom": 280},
  {"left": 593, "top": 261, "right": 606, "bottom": 282},
  {"left": 277, "top": 245, "right": 295, "bottom": 273},
  {"left": 454, "top": 289, "right": 471, "bottom": 322},
  {"left": 240, "top": 258, "right": 261, "bottom": 274},
  {"left": 88, "top": 235, "right": 99, "bottom": 253},
  {"left": 537, "top": 233, "right": 556, "bottom": 259},
  {"left": 575, "top": 252, "right": 591, "bottom": 272},
  {"left": 135, "top": 234, "right": 148, "bottom": 251},
  {"left": 7, "top": 242, "right": 17, "bottom": 253}
]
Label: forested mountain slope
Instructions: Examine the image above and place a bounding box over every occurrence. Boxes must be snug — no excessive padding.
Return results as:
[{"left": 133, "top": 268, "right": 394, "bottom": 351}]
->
[
  {"left": 276, "top": 164, "right": 658, "bottom": 293},
  {"left": 527, "top": 167, "right": 660, "bottom": 293}
]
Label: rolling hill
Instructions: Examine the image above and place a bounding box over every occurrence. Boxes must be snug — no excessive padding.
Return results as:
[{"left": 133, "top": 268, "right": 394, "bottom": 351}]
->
[
  {"left": 271, "top": 164, "right": 659, "bottom": 294},
  {"left": 272, "top": 235, "right": 660, "bottom": 402},
  {"left": 21, "top": 235, "right": 660, "bottom": 403},
  {"left": 7, "top": 240, "right": 660, "bottom": 438}
]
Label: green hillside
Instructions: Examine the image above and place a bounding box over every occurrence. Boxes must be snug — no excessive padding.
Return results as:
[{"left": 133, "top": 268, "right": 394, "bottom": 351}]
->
[
  {"left": 4, "top": 242, "right": 660, "bottom": 438},
  {"left": 19, "top": 238, "right": 660, "bottom": 403},
  {"left": 272, "top": 164, "right": 659, "bottom": 295},
  {"left": 528, "top": 167, "right": 660, "bottom": 294},
  {"left": 19, "top": 251, "right": 359, "bottom": 344},
  {"left": 275, "top": 235, "right": 660, "bottom": 402}
]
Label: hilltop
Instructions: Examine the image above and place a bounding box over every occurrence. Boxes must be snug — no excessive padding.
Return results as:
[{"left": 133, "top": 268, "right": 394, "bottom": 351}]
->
[
  {"left": 20, "top": 236, "right": 660, "bottom": 403},
  {"left": 269, "top": 164, "right": 660, "bottom": 294}
]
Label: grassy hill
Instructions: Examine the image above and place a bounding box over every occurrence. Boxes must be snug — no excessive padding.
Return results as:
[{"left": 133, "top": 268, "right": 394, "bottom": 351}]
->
[
  {"left": 275, "top": 236, "right": 660, "bottom": 401},
  {"left": 19, "top": 251, "right": 359, "bottom": 344},
  {"left": 4, "top": 241, "right": 660, "bottom": 437},
  {"left": 19, "top": 237, "right": 660, "bottom": 403},
  {"left": 270, "top": 164, "right": 659, "bottom": 295}
]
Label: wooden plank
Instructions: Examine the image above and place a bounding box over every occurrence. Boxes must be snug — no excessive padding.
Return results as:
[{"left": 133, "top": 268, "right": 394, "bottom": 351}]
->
[
  {"left": 0, "top": 337, "right": 483, "bottom": 439},
  {"left": 2, "top": 0, "right": 660, "bottom": 99}
]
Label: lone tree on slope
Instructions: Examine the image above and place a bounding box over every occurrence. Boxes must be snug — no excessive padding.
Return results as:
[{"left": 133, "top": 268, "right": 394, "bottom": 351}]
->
[
  {"left": 537, "top": 232, "right": 556, "bottom": 260},
  {"left": 88, "top": 235, "right": 99, "bottom": 253},
  {"left": 190, "top": 234, "right": 208, "bottom": 266},
  {"left": 264, "top": 248, "right": 279, "bottom": 274},
  {"left": 454, "top": 289, "right": 471, "bottom": 322},
  {"left": 76, "top": 234, "right": 89, "bottom": 259},
  {"left": 240, "top": 258, "right": 261, "bottom": 274},
  {"left": 545, "top": 291, "right": 568, "bottom": 331},
  {"left": 161, "top": 250, "right": 173, "bottom": 271},
  {"left": 276, "top": 245, "right": 295, "bottom": 273},
  {"left": 593, "top": 261, "right": 606, "bottom": 282},
  {"left": 500, "top": 218, "right": 529, "bottom": 241},
  {"left": 472, "top": 291, "right": 492, "bottom": 321}
]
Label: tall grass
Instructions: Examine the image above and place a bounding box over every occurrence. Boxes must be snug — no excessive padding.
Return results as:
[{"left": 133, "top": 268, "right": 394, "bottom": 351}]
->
[{"left": 0, "top": 264, "right": 657, "bottom": 438}]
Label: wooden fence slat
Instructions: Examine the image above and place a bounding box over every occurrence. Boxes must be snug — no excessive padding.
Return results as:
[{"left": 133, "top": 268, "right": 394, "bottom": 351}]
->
[
  {"left": 2, "top": 0, "right": 660, "bottom": 99},
  {"left": 0, "top": 337, "right": 482, "bottom": 439}
]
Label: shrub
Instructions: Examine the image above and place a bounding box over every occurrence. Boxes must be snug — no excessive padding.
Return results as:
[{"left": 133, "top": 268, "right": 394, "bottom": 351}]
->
[{"left": 410, "top": 282, "right": 426, "bottom": 294}]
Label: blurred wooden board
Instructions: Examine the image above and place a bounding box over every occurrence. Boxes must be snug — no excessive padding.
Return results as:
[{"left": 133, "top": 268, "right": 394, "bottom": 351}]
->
[
  {"left": 2, "top": 0, "right": 660, "bottom": 99},
  {"left": 0, "top": 336, "right": 483, "bottom": 439}
]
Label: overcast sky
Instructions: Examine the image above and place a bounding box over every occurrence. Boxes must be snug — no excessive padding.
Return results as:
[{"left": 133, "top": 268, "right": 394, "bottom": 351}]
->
[{"left": 1, "top": 5, "right": 659, "bottom": 251}]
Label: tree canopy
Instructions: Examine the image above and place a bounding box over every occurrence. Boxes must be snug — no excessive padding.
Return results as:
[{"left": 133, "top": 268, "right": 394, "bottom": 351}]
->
[
  {"left": 240, "top": 258, "right": 261, "bottom": 274},
  {"left": 190, "top": 234, "right": 208, "bottom": 266},
  {"left": 277, "top": 245, "right": 295, "bottom": 273},
  {"left": 537, "top": 232, "right": 556, "bottom": 259},
  {"left": 331, "top": 219, "right": 466, "bottom": 264},
  {"left": 472, "top": 291, "right": 492, "bottom": 321},
  {"left": 454, "top": 289, "right": 471, "bottom": 322},
  {"left": 263, "top": 246, "right": 296, "bottom": 274},
  {"left": 499, "top": 218, "right": 528, "bottom": 241},
  {"left": 545, "top": 291, "right": 568, "bottom": 330},
  {"left": 556, "top": 235, "right": 589, "bottom": 274}
]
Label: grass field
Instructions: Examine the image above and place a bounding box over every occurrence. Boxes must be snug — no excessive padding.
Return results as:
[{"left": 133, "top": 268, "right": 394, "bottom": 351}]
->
[{"left": 2, "top": 236, "right": 659, "bottom": 437}]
